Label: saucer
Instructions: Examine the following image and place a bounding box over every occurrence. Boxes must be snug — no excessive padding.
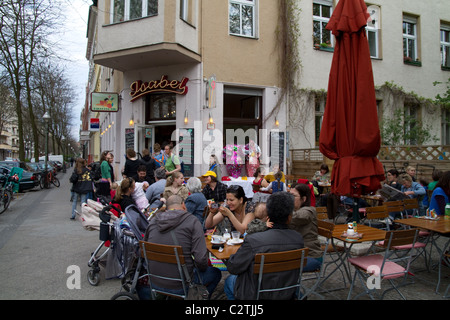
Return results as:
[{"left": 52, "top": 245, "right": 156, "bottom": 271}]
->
[{"left": 227, "top": 239, "right": 243, "bottom": 245}]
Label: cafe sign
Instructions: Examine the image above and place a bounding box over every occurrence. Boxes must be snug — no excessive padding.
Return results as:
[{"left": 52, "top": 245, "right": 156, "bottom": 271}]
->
[
  {"left": 129, "top": 75, "right": 189, "bottom": 102},
  {"left": 91, "top": 92, "right": 119, "bottom": 112}
]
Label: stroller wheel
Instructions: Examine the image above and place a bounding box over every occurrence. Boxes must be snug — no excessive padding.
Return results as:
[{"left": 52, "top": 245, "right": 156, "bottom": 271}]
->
[
  {"left": 87, "top": 269, "right": 100, "bottom": 286},
  {"left": 111, "top": 292, "right": 138, "bottom": 300},
  {"left": 121, "top": 268, "right": 137, "bottom": 292}
]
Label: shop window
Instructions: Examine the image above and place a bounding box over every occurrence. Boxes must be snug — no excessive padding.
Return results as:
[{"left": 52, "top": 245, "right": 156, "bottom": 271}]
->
[{"left": 146, "top": 94, "right": 176, "bottom": 122}]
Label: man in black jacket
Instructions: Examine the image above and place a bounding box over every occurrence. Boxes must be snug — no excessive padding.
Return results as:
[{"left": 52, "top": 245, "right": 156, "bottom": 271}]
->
[{"left": 224, "top": 192, "right": 304, "bottom": 300}]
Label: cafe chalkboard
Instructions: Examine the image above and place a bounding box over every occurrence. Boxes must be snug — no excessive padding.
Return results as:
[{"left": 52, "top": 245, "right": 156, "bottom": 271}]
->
[
  {"left": 270, "top": 131, "right": 285, "bottom": 171},
  {"left": 177, "top": 128, "right": 194, "bottom": 177},
  {"left": 125, "top": 128, "right": 134, "bottom": 150}
]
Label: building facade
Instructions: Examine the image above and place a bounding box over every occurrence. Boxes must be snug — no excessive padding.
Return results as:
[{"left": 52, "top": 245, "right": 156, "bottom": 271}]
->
[{"left": 83, "top": 0, "right": 450, "bottom": 177}]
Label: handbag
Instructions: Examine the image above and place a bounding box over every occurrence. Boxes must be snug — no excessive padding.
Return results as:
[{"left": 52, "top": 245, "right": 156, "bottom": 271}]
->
[{"left": 170, "top": 231, "right": 209, "bottom": 300}]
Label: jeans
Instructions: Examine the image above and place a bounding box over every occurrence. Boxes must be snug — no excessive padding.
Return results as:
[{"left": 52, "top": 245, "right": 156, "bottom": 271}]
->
[
  {"left": 71, "top": 192, "right": 88, "bottom": 218},
  {"left": 137, "top": 266, "right": 222, "bottom": 300},
  {"left": 224, "top": 257, "right": 323, "bottom": 300}
]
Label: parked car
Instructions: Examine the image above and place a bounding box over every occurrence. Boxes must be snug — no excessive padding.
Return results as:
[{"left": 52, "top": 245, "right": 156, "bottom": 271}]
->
[{"left": 0, "top": 165, "right": 39, "bottom": 192}]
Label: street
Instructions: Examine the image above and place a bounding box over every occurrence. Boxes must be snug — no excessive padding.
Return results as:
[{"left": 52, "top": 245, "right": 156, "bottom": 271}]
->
[
  {"left": 0, "top": 171, "right": 448, "bottom": 301},
  {"left": 0, "top": 171, "right": 121, "bottom": 300}
]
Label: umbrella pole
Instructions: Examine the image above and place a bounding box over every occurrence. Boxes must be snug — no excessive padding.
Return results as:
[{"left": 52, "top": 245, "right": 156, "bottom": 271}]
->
[{"left": 352, "top": 197, "right": 360, "bottom": 223}]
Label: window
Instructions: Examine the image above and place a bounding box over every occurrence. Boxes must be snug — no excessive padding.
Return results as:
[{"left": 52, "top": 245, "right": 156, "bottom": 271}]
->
[
  {"left": 366, "top": 4, "right": 381, "bottom": 58},
  {"left": 313, "top": 0, "right": 333, "bottom": 47},
  {"left": 223, "top": 87, "right": 262, "bottom": 146},
  {"left": 314, "top": 96, "right": 326, "bottom": 147},
  {"left": 229, "top": 0, "right": 256, "bottom": 38},
  {"left": 404, "top": 105, "right": 419, "bottom": 145},
  {"left": 180, "top": 0, "right": 195, "bottom": 25},
  {"left": 442, "top": 109, "right": 450, "bottom": 145},
  {"left": 403, "top": 16, "right": 419, "bottom": 63},
  {"left": 145, "top": 94, "right": 176, "bottom": 121},
  {"left": 440, "top": 23, "right": 450, "bottom": 69},
  {"left": 111, "top": 0, "right": 158, "bottom": 23}
]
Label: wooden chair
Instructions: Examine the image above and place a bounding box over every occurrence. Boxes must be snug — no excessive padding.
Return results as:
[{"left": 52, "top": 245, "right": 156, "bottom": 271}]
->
[
  {"left": 347, "top": 228, "right": 420, "bottom": 300},
  {"left": 254, "top": 248, "right": 309, "bottom": 300},
  {"left": 139, "top": 241, "right": 189, "bottom": 300},
  {"left": 402, "top": 198, "right": 419, "bottom": 218},
  {"left": 384, "top": 200, "right": 404, "bottom": 221},
  {"left": 316, "top": 207, "right": 328, "bottom": 220},
  {"left": 364, "top": 205, "right": 390, "bottom": 230}
]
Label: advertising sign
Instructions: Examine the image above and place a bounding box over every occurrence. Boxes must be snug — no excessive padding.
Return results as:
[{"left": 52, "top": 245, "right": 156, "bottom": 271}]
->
[{"left": 91, "top": 92, "right": 119, "bottom": 112}]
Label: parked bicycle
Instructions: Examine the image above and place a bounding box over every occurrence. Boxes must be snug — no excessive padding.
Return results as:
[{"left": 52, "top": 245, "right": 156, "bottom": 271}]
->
[
  {"left": 40, "top": 170, "right": 60, "bottom": 189},
  {"left": 0, "top": 173, "right": 19, "bottom": 215}
]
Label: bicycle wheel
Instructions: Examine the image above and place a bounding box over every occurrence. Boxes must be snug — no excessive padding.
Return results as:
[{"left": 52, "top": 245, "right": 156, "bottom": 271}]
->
[
  {"left": 51, "top": 177, "right": 60, "bottom": 187},
  {"left": 0, "top": 189, "right": 12, "bottom": 214}
]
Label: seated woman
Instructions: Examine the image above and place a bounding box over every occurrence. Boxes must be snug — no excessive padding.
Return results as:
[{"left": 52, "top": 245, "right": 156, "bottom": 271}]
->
[
  {"left": 112, "top": 177, "right": 136, "bottom": 213},
  {"left": 399, "top": 173, "right": 426, "bottom": 218},
  {"left": 386, "top": 169, "right": 402, "bottom": 191},
  {"left": 185, "top": 177, "right": 208, "bottom": 225},
  {"left": 162, "top": 171, "right": 189, "bottom": 202},
  {"left": 429, "top": 171, "right": 450, "bottom": 215},
  {"left": 289, "top": 183, "right": 322, "bottom": 272},
  {"left": 204, "top": 185, "right": 256, "bottom": 235},
  {"left": 260, "top": 171, "right": 286, "bottom": 193}
]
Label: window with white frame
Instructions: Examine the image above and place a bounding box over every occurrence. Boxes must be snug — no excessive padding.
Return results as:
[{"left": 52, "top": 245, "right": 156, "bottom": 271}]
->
[
  {"left": 229, "top": 0, "right": 256, "bottom": 38},
  {"left": 403, "top": 16, "right": 419, "bottom": 62},
  {"left": 366, "top": 4, "right": 380, "bottom": 58},
  {"left": 440, "top": 23, "right": 450, "bottom": 69},
  {"left": 111, "top": 0, "right": 158, "bottom": 23},
  {"left": 180, "top": 0, "right": 195, "bottom": 25},
  {"left": 313, "top": 0, "right": 333, "bottom": 47}
]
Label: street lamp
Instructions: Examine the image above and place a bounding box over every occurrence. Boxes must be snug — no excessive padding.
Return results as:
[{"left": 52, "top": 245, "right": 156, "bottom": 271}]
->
[{"left": 43, "top": 112, "right": 51, "bottom": 175}]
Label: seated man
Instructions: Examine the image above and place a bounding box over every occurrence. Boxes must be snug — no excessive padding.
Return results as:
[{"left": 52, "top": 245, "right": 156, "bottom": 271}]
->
[
  {"left": 145, "top": 167, "right": 166, "bottom": 209},
  {"left": 138, "top": 195, "right": 221, "bottom": 299},
  {"left": 224, "top": 191, "right": 305, "bottom": 300}
]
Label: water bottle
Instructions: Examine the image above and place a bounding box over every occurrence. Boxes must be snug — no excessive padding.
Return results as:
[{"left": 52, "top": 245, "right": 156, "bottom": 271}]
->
[{"left": 445, "top": 203, "right": 450, "bottom": 220}]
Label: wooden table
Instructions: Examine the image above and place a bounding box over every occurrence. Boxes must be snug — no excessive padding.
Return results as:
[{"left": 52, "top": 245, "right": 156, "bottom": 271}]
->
[
  {"left": 396, "top": 217, "right": 450, "bottom": 294},
  {"left": 396, "top": 217, "right": 450, "bottom": 235},
  {"left": 331, "top": 224, "right": 387, "bottom": 281},
  {"left": 205, "top": 237, "right": 242, "bottom": 260}
]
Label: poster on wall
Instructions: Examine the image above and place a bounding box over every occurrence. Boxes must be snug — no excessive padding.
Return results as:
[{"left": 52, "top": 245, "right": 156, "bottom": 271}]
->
[{"left": 91, "top": 92, "right": 119, "bottom": 112}]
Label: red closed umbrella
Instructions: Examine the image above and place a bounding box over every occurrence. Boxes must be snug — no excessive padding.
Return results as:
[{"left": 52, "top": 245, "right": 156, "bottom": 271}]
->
[{"left": 319, "top": 0, "right": 385, "bottom": 203}]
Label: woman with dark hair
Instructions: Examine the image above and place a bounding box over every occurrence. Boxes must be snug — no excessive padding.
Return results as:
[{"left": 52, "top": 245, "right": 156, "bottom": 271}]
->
[
  {"left": 205, "top": 185, "right": 256, "bottom": 234},
  {"left": 112, "top": 177, "right": 136, "bottom": 212},
  {"left": 429, "top": 171, "right": 450, "bottom": 216},
  {"left": 386, "top": 169, "right": 401, "bottom": 191},
  {"left": 289, "top": 183, "right": 322, "bottom": 272},
  {"left": 70, "top": 158, "right": 93, "bottom": 220}
]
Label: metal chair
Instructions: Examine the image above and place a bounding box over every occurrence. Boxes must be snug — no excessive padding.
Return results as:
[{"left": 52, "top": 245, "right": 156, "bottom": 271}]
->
[
  {"left": 347, "top": 228, "right": 420, "bottom": 300},
  {"left": 402, "top": 198, "right": 419, "bottom": 218},
  {"left": 140, "top": 241, "right": 189, "bottom": 300},
  {"left": 254, "top": 248, "right": 309, "bottom": 300},
  {"left": 385, "top": 200, "right": 404, "bottom": 221},
  {"left": 301, "top": 220, "right": 347, "bottom": 299}
]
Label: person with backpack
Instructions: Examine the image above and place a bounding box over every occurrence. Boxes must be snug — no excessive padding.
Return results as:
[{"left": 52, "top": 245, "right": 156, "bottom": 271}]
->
[
  {"left": 140, "top": 148, "right": 156, "bottom": 184},
  {"left": 70, "top": 158, "right": 94, "bottom": 220},
  {"left": 163, "top": 144, "right": 181, "bottom": 177}
]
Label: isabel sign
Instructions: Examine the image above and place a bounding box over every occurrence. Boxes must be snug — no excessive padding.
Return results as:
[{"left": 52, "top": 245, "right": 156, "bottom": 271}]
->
[{"left": 129, "top": 75, "right": 189, "bottom": 102}]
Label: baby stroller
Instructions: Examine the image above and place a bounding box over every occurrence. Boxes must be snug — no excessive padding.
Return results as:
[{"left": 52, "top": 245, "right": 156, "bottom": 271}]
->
[
  {"left": 110, "top": 203, "right": 165, "bottom": 300},
  {"left": 76, "top": 199, "right": 121, "bottom": 286},
  {"left": 104, "top": 204, "right": 151, "bottom": 290}
]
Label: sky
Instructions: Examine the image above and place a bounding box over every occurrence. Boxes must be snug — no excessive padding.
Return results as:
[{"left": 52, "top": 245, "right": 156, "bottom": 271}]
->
[{"left": 58, "top": 0, "right": 91, "bottom": 139}]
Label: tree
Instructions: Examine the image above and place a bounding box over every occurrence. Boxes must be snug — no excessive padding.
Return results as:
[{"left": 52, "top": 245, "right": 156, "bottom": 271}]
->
[{"left": 0, "top": 0, "right": 62, "bottom": 161}]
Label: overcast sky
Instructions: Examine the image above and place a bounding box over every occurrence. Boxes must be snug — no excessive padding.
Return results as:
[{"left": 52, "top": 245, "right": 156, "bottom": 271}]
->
[{"left": 58, "top": 0, "right": 91, "bottom": 139}]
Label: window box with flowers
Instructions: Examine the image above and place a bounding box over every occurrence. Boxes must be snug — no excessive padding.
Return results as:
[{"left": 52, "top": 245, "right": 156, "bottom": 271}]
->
[
  {"left": 314, "top": 42, "right": 334, "bottom": 52},
  {"left": 403, "top": 56, "right": 422, "bottom": 67}
]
